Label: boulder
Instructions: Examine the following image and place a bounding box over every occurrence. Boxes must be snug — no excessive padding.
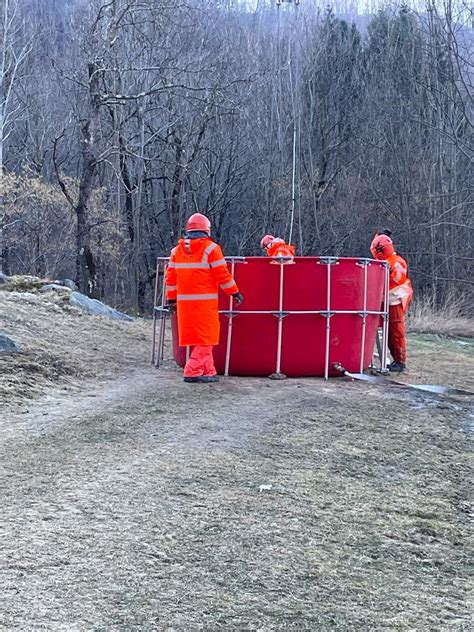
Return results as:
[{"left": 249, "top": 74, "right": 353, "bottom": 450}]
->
[
  {"left": 69, "top": 292, "right": 134, "bottom": 321},
  {"left": 0, "top": 333, "right": 20, "bottom": 353},
  {"left": 40, "top": 283, "right": 72, "bottom": 293},
  {"left": 63, "top": 279, "right": 78, "bottom": 291}
]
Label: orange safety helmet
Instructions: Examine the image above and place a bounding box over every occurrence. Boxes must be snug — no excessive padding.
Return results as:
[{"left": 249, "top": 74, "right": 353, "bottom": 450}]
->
[
  {"left": 260, "top": 234, "right": 275, "bottom": 249},
  {"left": 186, "top": 213, "right": 211, "bottom": 234},
  {"left": 370, "top": 234, "right": 395, "bottom": 260}
]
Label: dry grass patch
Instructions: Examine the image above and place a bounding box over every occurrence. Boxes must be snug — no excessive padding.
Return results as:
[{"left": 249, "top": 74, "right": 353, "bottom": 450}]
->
[
  {"left": 0, "top": 289, "right": 150, "bottom": 407},
  {"left": 408, "top": 292, "right": 474, "bottom": 338},
  {"left": 1, "top": 274, "right": 52, "bottom": 292},
  {"left": 1, "top": 377, "right": 471, "bottom": 629}
]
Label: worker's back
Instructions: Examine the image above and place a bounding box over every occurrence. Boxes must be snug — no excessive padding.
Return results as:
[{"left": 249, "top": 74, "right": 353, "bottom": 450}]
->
[{"left": 170, "top": 237, "right": 223, "bottom": 297}]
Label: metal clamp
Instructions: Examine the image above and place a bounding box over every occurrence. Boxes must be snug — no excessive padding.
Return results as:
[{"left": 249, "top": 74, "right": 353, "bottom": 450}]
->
[
  {"left": 318, "top": 257, "right": 339, "bottom": 265},
  {"left": 153, "top": 306, "right": 171, "bottom": 319},
  {"left": 271, "top": 311, "right": 290, "bottom": 318},
  {"left": 225, "top": 257, "right": 248, "bottom": 264}
]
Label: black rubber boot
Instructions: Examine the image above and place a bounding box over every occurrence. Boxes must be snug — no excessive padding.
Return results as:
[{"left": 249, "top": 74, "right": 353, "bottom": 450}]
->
[
  {"left": 183, "top": 376, "right": 201, "bottom": 383},
  {"left": 198, "top": 375, "right": 219, "bottom": 383},
  {"left": 389, "top": 362, "right": 406, "bottom": 372}
]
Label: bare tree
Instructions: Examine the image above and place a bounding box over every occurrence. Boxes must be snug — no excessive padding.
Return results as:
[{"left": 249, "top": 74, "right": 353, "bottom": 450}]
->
[
  {"left": 0, "top": 0, "right": 33, "bottom": 274},
  {"left": 2, "top": 0, "right": 473, "bottom": 308}
]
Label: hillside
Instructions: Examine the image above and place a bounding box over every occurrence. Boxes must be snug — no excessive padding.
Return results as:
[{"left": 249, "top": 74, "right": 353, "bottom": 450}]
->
[{"left": 0, "top": 283, "right": 149, "bottom": 407}]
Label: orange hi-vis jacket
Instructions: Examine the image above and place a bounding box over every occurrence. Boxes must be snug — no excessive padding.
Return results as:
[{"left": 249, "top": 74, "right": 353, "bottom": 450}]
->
[
  {"left": 386, "top": 253, "right": 413, "bottom": 312},
  {"left": 165, "top": 237, "right": 238, "bottom": 346},
  {"left": 267, "top": 239, "right": 295, "bottom": 259}
]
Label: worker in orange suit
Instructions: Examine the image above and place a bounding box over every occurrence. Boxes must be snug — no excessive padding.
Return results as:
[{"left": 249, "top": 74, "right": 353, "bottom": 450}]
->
[
  {"left": 260, "top": 235, "right": 295, "bottom": 259},
  {"left": 165, "top": 213, "right": 243, "bottom": 383},
  {"left": 370, "top": 230, "right": 413, "bottom": 372}
]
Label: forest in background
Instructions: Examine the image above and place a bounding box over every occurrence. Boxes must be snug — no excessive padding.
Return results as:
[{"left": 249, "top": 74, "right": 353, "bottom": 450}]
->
[{"left": 1, "top": 0, "right": 473, "bottom": 311}]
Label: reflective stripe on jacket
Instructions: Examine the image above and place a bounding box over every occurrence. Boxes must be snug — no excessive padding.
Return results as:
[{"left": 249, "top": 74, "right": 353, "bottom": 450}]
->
[
  {"left": 165, "top": 237, "right": 238, "bottom": 346},
  {"left": 387, "top": 253, "right": 413, "bottom": 312}
]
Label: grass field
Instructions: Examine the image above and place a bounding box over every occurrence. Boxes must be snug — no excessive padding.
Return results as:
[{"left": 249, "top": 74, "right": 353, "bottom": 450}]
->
[{"left": 1, "top": 286, "right": 472, "bottom": 629}]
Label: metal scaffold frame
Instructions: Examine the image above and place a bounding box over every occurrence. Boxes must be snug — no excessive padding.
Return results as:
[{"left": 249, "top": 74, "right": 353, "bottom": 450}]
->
[{"left": 152, "top": 257, "right": 390, "bottom": 379}]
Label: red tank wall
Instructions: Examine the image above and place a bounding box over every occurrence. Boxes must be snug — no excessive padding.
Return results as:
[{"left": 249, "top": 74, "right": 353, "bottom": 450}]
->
[{"left": 171, "top": 257, "right": 386, "bottom": 377}]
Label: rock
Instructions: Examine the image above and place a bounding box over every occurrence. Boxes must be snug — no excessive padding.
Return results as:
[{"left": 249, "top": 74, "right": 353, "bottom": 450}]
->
[
  {"left": 0, "top": 272, "right": 9, "bottom": 284},
  {"left": 63, "top": 279, "right": 78, "bottom": 291},
  {"left": 0, "top": 333, "right": 20, "bottom": 353},
  {"left": 69, "top": 292, "right": 134, "bottom": 321},
  {"left": 40, "top": 283, "right": 72, "bottom": 293}
]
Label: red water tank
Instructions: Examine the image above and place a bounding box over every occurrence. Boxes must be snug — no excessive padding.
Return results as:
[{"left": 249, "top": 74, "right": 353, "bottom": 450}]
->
[{"left": 168, "top": 256, "right": 388, "bottom": 378}]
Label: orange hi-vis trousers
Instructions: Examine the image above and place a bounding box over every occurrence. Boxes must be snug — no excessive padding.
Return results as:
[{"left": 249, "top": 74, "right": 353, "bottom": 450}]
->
[
  {"left": 388, "top": 303, "right": 407, "bottom": 363},
  {"left": 183, "top": 345, "right": 217, "bottom": 378}
]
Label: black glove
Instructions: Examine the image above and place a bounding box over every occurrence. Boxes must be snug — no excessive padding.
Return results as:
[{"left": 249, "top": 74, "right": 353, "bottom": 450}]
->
[
  {"left": 166, "top": 299, "right": 177, "bottom": 313},
  {"left": 232, "top": 292, "right": 243, "bottom": 306}
]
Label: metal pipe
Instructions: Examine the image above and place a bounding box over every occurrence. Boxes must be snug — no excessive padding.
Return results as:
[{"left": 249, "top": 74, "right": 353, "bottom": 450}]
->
[
  {"left": 275, "top": 261, "right": 285, "bottom": 374},
  {"left": 224, "top": 260, "right": 236, "bottom": 376},
  {"left": 324, "top": 263, "right": 331, "bottom": 381},
  {"left": 381, "top": 263, "right": 390, "bottom": 370},
  {"left": 155, "top": 256, "right": 248, "bottom": 262},
  {"left": 218, "top": 309, "right": 386, "bottom": 316},
  {"left": 158, "top": 261, "right": 168, "bottom": 365},
  {"left": 155, "top": 256, "right": 378, "bottom": 264},
  {"left": 359, "top": 262, "right": 369, "bottom": 373},
  {"left": 151, "top": 259, "right": 160, "bottom": 365}
]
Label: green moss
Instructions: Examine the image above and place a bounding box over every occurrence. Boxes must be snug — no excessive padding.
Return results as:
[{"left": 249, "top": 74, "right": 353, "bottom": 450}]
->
[{"left": 409, "top": 333, "right": 474, "bottom": 356}]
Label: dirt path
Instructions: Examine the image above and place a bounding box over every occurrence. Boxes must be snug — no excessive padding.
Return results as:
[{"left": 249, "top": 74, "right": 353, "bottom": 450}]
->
[
  {"left": 1, "top": 365, "right": 472, "bottom": 630},
  {"left": 1, "top": 367, "right": 169, "bottom": 440}
]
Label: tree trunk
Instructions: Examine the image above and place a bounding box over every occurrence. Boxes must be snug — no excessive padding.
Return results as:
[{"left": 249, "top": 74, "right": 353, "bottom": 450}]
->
[{"left": 75, "top": 62, "right": 100, "bottom": 296}]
